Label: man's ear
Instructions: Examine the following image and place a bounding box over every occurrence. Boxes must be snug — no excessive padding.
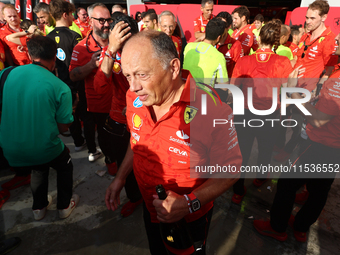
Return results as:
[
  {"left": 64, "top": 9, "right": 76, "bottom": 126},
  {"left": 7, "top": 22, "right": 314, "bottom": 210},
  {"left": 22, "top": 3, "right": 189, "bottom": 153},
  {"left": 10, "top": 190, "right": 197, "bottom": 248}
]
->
[
  {"left": 170, "top": 58, "right": 181, "bottom": 80},
  {"left": 321, "top": 14, "right": 327, "bottom": 22}
]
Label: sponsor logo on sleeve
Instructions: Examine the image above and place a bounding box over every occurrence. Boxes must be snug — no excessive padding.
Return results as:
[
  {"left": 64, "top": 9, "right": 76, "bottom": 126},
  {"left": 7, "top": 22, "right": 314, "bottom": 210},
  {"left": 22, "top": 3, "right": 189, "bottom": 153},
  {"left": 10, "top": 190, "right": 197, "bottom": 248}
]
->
[
  {"left": 169, "top": 147, "right": 188, "bottom": 157},
  {"left": 176, "top": 130, "right": 189, "bottom": 139}
]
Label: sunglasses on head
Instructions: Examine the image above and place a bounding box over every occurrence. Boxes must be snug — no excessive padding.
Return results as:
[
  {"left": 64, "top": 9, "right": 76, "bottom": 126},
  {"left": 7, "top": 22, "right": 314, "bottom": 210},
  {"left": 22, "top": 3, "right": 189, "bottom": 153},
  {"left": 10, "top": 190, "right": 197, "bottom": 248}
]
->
[{"left": 92, "top": 17, "right": 113, "bottom": 25}]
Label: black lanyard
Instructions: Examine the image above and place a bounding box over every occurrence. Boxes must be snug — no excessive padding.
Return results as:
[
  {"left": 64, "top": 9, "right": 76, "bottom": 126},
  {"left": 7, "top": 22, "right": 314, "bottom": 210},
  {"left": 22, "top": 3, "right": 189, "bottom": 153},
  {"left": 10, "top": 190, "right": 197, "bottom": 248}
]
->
[{"left": 86, "top": 30, "right": 102, "bottom": 54}]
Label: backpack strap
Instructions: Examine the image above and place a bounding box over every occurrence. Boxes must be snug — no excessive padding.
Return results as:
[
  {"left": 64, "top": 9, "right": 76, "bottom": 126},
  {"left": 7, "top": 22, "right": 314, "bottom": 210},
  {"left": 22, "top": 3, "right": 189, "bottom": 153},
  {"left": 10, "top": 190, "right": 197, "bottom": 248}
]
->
[{"left": 0, "top": 66, "right": 17, "bottom": 113}]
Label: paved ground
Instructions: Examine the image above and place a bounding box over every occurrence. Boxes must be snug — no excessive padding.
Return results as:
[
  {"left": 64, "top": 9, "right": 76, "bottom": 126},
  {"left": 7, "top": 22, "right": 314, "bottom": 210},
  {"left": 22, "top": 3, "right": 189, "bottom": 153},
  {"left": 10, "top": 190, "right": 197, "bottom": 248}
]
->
[{"left": 0, "top": 135, "right": 339, "bottom": 255}]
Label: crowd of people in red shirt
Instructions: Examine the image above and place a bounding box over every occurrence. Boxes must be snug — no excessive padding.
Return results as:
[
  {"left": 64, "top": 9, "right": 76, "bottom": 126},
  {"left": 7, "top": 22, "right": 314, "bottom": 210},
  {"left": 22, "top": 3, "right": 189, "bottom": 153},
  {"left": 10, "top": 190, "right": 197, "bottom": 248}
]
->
[{"left": 0, "top": 0, "right": 339, "bottom": 253}]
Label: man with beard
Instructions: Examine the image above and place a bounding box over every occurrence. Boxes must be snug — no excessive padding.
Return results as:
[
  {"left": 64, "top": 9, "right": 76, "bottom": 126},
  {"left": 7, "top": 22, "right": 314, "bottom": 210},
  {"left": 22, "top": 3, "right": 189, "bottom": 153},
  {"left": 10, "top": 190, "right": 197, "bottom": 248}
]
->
[
  {"left": 231, "top": 6, "right": 256, "bottom": 55},
  {"left": 69, "top": 3, "right": 113, "bottom": 164}
]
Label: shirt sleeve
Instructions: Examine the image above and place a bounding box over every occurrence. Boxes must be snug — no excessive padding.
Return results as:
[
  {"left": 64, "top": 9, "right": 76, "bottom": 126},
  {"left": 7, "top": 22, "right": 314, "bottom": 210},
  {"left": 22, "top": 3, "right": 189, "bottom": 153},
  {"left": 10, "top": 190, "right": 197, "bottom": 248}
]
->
[
  {"left": 323, "top": 37, "right": 338, "bottom": 67},
  {"left": 55, "top": 84, "right": 74, "bottom": 124},
  {"left": 316, "top": 78, "right": 340, "bottom": 116},
  {"left": 193, "top": 17, "right": 201, "bottom": 33},
  {"left": 232, "top": 41, "right": 243, "bottom": 63},
  {"left": 238, "top": 32, "right": 253, "bottom": 55},
  {"left": 69, "top": 44, "right": 85, "bottom": 72}
]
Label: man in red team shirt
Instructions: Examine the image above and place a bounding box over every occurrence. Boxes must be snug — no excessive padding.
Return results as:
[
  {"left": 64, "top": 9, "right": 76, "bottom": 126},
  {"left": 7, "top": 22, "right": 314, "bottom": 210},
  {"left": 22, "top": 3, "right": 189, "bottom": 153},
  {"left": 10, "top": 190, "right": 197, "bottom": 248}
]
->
[
  {"left": 69, "top": 3, "right": 113, "bottom": 163},
  {"left": 194, "top": 0, "right": 214, "bottom": 42},
  {"left": 94, "top": 15, "right": 142, "bottom": 217},
  {"left": 289, "top": 25, "right": 305, "bottom": 57},
  {"left": 216, "top": 12, "right": 243, "bottom": 79},
  {"left": 0, "top": 2, "right": 6, "bottom": 28},
  {"left": 275, "top": 0, "right": 338, "bottom": 162},
  {"left": 231, "top": 6, "right": 256, "bottom": 56},
  {"left": 254, "top": 31, "right": 340, "bottom": 243},
  {"left": 158, "top": 10, "right": 182, "bottom": 59},
  {"left": 105, "top": 30, "right": 242, "bottom": 254},
  {"left": 75, "top": 7, "right": 91, "bottom": 38},
  {"left": 0, "top": 4, "right": 30, "bottom": 66}
]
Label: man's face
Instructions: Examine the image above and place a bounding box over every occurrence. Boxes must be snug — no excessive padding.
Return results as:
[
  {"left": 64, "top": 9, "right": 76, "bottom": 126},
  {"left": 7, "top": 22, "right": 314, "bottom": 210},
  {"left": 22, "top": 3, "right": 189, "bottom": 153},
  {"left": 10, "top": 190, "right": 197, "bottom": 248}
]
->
[
  {"left": 232, "top": 13, "right": 243, "bottom": 29},
  {"left": 201, "top": 2, "right": 213, "bottom": 20},
  {"left": 122, "top": 38, "right": 174, "bottom": 107},
  {"left": 3, "top": 8, "right": 20, "bottom": 28},
  {"left": 91, "top": 6, "right": 111, "bottom": 40},
  {"left": 305, "top": 8, "right": 326, "bottom": 32},
  {"left": 254, "top": 20, "right": 262, "bottom": 30},
  {"left": 144, "top": 16, "right": 155, "bottom": 30},
  {"left": 160, "top": 15, "right": 176, "bottom": 37},
  {"left": 78, "top": 9, "right": 88, "bottom": 23},
  {"left": 335, "top": 33, "right": 340, "bottom": 55},
  {"left": 296, "top": 27, "right": 305, "bottom": 42},
  {"left": 36, "top": 11, "right": 50, "bottom": 26},
  {"left": 66, "top": 12, "right": 74, "bottom": 27}
]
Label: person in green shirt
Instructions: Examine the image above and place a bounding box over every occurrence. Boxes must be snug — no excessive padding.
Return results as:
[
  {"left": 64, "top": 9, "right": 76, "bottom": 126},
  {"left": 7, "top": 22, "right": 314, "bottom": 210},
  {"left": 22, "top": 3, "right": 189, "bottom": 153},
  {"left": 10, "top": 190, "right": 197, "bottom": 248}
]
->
[
  {"left": 183, "top": 17, "right": 228, "bottom": 92},
  {"left": 276, "top": 24, "right": 293, "bottom": 60}
]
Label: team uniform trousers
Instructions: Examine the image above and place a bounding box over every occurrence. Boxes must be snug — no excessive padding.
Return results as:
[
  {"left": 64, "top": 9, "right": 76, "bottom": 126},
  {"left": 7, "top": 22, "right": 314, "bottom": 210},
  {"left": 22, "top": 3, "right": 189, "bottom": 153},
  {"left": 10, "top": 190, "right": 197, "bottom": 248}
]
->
[{"left": 270, "top": 139, "right": 339, "bottom": 233}]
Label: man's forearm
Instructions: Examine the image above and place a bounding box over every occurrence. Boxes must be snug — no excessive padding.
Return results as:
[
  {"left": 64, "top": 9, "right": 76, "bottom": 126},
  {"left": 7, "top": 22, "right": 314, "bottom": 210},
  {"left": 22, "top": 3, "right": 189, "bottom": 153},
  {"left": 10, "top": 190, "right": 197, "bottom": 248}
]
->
[
  {"left": 70, "top": 62, "right": 95, "bottom": 82},
  {"left": 100, "top": 56, "right": 115, "bottom": 79}
]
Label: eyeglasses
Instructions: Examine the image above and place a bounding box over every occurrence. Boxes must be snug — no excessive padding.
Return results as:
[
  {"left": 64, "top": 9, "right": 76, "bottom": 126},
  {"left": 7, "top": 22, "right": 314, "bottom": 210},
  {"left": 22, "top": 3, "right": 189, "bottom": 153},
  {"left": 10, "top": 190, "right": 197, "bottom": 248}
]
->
[{"left": 91, "top": 17, "right": 113, "bottom": 25}]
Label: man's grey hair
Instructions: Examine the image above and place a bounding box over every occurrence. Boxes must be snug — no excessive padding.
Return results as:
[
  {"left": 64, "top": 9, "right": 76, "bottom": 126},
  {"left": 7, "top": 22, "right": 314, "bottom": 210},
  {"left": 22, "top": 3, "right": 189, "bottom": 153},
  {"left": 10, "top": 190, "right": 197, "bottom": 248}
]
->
[
  {"left": 158, "top": 10, "right": 176, "bottom": 24},
  {"left": 126, "top": 31, "right": 178, "bottom": 70},
  {"left": 87, "top": 3, "right": 107, "bottom": 18},
  {"left": 112, "top": 4, "right": 123, "bottom": 12},
  {"left": 201, "top": 0, "right": 214, "bottom": 7},
  {"left": 33, "top": 2, "right": 50, "bottom": 14}
]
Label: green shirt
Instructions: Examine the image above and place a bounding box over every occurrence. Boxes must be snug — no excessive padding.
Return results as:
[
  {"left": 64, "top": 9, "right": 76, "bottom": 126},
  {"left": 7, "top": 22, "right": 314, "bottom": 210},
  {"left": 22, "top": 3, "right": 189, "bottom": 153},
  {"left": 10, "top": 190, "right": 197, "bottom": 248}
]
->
[
  {"left": 0, "top": 64, "right": 74, "bottom": 166},
  {"left": 183, "top": 42, "right": 228, "bottom": 92},
  {"left": 276, "top": 45, "right": 293, "bottom": 60}
]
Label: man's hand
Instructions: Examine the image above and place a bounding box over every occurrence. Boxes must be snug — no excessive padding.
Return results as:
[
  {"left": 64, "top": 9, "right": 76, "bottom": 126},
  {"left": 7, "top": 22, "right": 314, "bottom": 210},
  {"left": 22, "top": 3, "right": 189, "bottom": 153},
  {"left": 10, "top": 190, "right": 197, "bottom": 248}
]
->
[
  {"left": 105, "top": 177, "right": 126, "bottom": 211},
  {"left": 107, "top": 21, "right": 131, "bottom": 54},
  {"left": 152, "top": 190, "right": 189, "bottom": 223},
  {"left": 28, "top": 25, "right": 37, "bottom": 35},
  {"left": 287, "top": 65, "right": 304, "bottom": 88},
  {"left": 90, "top": 51, "right": 101, "bottom": 69}
]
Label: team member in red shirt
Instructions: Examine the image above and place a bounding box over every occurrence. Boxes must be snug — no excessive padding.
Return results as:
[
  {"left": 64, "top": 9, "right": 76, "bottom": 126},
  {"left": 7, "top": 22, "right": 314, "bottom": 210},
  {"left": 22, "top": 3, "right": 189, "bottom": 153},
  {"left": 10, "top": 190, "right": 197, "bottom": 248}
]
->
[
  {"left": 194, "top": 0, "right": 214, "bottom": 42},
  {"left": 231, "top": 6, "right": 257, "bottom": 56},
  {"left": 69, "top": 3, "right": 113, "bottom": 163},
  {"left": 0, "top": 5, "right": 30, "bottom": 66},
  {"left": 94, "top": 15, "right": 142, "bottom": 217},
  {"left": 158, "top": 10, "right": 182, "bottom": 59},
  {"left": 275, "top": 0, "right": 338, "bottom": 162},
  {"left": 0, "top": 2, "right": 6, "bottom": 29},
  {"left": 254, "top": 31, "right": 340, "bottom": 243},
  {"left": 105, "top": 31, "right": 242, "bottom": 255},
  {"left": 289, "top": 25, "right": 305, "bottom": 57},
  {"left": 75, "top": 7, "right": 91, "bottom": 38},
  {"left": 216, "top": 12, "right": 243, "bottom": 79},
  {"left": 230, "top": 19, "right": 293, "bottom": 204}
]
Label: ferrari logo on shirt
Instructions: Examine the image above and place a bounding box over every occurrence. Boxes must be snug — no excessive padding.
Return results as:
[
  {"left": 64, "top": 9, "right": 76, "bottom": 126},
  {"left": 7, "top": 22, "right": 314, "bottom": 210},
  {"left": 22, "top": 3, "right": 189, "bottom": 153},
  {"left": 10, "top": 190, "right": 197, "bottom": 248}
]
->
[
  {"left": 184, "top": 106, "right": 197, "bottom": 124},
  {"left": 228, "top": 44, "right": 232, "bottom": 50},
  {"left": 201, "top": 27, "right": 205, "bottom": 33},
  {"left": 132, "top": 113, "right": 143, "bottom": 130},
  {"left": 55, "top": 36, "right": 60, "bottom": 44},
  {"left": 298, "top": 42, "right": 304, "bottom": 49},
  {"left": 80, "top": 27, "right": 84, "bottom": 31},
  {"left": 174, "top": 42, "right": 178, "bottom": 48},
  {"left": 319, "top": 37, "right": 325, "bottom": 43}
]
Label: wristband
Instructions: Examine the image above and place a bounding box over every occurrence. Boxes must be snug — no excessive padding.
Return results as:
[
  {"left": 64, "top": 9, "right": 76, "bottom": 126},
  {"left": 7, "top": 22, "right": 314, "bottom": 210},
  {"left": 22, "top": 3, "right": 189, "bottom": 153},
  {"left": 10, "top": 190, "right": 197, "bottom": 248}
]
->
[
  {"left": 105, "top": 50, "right": 115, "bottom": 60},
  {"left": 183, "top": 194, "right": 193, "bottom": 213}
]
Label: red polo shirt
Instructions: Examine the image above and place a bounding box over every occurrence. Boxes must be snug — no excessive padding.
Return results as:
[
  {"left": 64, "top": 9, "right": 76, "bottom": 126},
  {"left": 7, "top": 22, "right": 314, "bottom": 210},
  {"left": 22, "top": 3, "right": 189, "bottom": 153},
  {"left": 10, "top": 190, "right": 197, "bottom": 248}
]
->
[
  {"left": 307, "top": 64, "right": 340, "bottom": 148},
  {"left": 193, "top": 14, "right": 214, "bottom": 34},
  {"left": 75, "top": 18, "right": 91, "bottom": 38},
  {"left": 232, "top": 48, "right": 293, "bottom": 110},
  {"left": 0, "top": 24, "right": 30, "bottom": 66},
  {"left": 231, "top": 25, "right": 254, "bottom": 56},
  {"left": 218, "top": 35, "right": 244, "bottom": 78},
  {"left": 126, "top": 73, "right": 242, "bottom": 223},
  {"left": 289, "top": 42, "right": 299, "bottom": 57},
  {"left": 94, "top": 48, "right": 128, "bottom": 124},
  {"left": 171, "top": 35, "right": 182, "bottom": 59},
  {"left": 69, "top": 33, "right": 112, "bottom": 113},
  {"left": 295, "top": 26, "right": 338, "bottom": 91}
]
